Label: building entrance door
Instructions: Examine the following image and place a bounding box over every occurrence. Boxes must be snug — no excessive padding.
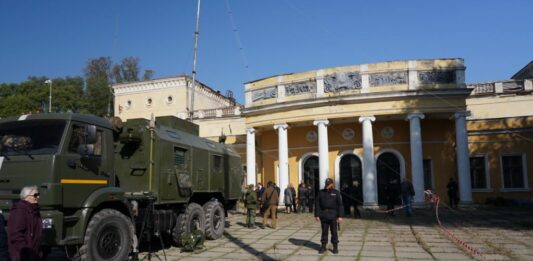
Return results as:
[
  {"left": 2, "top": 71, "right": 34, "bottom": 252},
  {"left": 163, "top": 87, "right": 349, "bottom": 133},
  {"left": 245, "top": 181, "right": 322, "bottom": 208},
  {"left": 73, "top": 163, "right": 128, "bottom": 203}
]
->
[
  {"left": 303, "top": 156, "right": 319, "bottom": 198},
  {"left": 377, "top": 152, "right": 401, "bottom": 205},
  {"left": 340, "top": 154, "right": 363, "bottom": 203}
]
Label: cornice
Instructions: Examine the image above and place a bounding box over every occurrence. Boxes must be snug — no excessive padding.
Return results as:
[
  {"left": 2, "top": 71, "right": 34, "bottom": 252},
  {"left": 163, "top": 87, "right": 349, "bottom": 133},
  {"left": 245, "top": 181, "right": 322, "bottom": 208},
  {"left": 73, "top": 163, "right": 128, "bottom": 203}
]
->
[{"left": 243, "top": 88, "right": 472, "bottom": 116}]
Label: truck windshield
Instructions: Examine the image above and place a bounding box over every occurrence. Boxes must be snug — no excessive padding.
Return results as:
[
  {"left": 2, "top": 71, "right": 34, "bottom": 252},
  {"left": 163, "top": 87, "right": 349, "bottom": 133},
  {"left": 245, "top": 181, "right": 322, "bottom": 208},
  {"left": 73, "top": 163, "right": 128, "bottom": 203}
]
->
[{"left": 0, "top": 119, "right": 66, "bottom": 156}]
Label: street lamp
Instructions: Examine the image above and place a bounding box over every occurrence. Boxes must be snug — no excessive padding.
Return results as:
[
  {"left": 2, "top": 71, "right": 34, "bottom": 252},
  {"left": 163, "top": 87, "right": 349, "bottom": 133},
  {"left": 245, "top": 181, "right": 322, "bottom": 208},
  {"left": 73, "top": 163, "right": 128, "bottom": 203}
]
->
[{"left": 45, "top": 79, "right": 52, "bottom": 113}]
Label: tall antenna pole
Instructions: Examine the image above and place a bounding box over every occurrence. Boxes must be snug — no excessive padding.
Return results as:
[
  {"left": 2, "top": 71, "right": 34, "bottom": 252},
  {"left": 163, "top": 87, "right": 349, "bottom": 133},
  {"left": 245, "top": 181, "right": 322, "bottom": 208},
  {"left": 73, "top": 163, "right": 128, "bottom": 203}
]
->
[{"left": 189, "top": 0, "right": 201, "bottom": 121}]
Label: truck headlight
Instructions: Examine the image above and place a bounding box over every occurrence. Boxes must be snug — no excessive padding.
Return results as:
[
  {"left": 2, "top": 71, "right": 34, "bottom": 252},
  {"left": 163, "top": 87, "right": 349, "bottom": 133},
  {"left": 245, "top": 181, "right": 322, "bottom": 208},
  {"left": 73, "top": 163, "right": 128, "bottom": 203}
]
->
[{"left": 42, "top": 218, "right": 53, "bottom": 229}]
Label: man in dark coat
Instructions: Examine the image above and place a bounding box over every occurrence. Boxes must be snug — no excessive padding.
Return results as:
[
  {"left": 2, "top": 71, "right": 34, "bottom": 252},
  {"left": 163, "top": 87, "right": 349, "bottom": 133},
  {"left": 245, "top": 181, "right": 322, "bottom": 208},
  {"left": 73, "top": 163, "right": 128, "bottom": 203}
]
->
[
  {"left": 315, "top": 178, "right": 343, "bottom": 254},
  {"left": 289, "top": 184, "right": 297, "bottom": 213},
  {"left": 386, "top": 178, "right": 400, "bottom": 216},
  {"left": 307, "top": 183, "right": 315, "bottom": 213},
  {"left": 401, "top": 178, "right": 415, "bottom": 217},
  {"left": 7, "top": 185, "right": 42, "bottom": 261},
  {"left": 349, "top": 180, "right": 362, "bottom": 218},
  {"left": 256, "top": 182, "right": 265, "bottom": 213},
  {"left": 446, "top": 177, "right": 459, "bottom": 208},
  {"left": 297, "top": 182, "right": 308, "bottom": 213}
]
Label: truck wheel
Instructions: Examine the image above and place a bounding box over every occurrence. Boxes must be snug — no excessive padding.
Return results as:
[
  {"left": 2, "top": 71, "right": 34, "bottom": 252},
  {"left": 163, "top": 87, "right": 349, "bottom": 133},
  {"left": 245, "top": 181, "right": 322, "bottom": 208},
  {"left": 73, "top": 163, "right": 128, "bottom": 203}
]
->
[
  {"left": 203, "top": 201, "right": 225, "bottom": 240},
  {"left": 79, "top": 209, "right": 134, "bottom": 261},
  {"left": 172, "top": 203, "right": 205, "bottom": 246}
]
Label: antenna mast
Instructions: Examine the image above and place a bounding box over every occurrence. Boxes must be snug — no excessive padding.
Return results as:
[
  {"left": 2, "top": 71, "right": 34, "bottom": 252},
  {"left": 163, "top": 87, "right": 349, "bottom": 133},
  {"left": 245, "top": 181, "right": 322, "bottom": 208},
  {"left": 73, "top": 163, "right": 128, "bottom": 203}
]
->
[{"left": 189, "top": 0, "right": 201, "bottom": 121}]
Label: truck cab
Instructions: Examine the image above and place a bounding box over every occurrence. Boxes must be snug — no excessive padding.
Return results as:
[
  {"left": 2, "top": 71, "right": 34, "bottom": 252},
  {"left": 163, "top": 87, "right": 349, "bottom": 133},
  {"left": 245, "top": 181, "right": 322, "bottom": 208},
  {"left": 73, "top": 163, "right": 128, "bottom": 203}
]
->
[{"left": 0, "top": 113, "right": 130, "bottom": 248}]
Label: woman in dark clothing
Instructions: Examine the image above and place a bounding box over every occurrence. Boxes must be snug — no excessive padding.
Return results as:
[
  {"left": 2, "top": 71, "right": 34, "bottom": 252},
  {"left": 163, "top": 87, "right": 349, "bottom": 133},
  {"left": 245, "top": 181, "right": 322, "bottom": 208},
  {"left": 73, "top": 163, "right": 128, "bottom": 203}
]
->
[{"left": 7, "top": 185, "right": 42, "bottom": 261}]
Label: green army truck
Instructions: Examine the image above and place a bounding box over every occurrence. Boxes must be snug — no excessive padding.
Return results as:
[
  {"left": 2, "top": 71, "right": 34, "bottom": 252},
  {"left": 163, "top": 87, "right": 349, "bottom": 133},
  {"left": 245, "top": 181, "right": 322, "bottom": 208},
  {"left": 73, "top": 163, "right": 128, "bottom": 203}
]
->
[{"left": 0, "top": 113, "right": 242, "bottom": 260}]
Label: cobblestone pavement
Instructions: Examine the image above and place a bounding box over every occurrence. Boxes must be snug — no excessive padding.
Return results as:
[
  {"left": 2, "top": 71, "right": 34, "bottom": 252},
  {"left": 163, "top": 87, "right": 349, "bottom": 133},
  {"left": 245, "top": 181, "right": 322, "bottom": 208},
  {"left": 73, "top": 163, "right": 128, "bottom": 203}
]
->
[{"left": 47, "top": 207, "right": 533, "bottom": 261}]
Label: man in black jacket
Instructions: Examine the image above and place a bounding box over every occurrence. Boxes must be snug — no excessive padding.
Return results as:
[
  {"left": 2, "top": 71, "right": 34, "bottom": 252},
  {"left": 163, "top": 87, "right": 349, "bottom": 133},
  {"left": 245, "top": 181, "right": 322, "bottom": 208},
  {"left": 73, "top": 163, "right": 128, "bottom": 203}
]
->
[
  {"left": 315, "top": 178, "right": 343, "bottom": 254},
  {"left": 0, "top": 214, "right": 9, "bottom": 260}
]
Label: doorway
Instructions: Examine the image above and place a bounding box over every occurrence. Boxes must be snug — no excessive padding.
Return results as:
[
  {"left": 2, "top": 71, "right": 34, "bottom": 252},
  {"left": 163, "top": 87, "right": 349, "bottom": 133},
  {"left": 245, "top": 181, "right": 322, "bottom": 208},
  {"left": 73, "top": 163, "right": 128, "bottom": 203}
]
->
[
  {"left": 338, "top": 154, "right": 363, "bottom": 205},
  {"left": 303, "top": 155, "right": 319, "bottom": 197},
  {"left": 377, "top": 152, "right": 401, "bottom": 205}
]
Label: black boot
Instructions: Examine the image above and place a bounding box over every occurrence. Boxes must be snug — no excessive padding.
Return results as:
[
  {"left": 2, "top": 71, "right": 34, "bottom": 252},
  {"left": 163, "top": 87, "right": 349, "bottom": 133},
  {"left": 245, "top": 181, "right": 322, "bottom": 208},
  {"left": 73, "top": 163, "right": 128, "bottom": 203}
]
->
[
  {"left": 318, "top": 244, "right": 326, "bottom": 254},
  {"left": 332, "top": 244, "right": 338, "bottom": 254}
]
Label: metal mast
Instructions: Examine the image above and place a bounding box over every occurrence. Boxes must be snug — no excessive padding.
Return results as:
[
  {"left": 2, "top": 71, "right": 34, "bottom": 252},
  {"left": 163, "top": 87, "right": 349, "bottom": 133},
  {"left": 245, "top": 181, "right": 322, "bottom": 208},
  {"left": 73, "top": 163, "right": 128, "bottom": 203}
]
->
[{"left": 189, "top": 0, "right": 201, "bottom": 121}]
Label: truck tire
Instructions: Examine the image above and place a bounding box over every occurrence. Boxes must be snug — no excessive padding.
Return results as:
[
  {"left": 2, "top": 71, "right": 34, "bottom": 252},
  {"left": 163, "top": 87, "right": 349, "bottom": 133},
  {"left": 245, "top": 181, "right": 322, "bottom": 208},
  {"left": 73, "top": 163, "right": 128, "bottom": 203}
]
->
[
  {"left": 79, "top": 209, "right": 134, "bottom": 261},
  {"left": 203, "top": 201, "right": 225, "bottom": 240},
  {"left": 172, "top": 203, "right": 205, "bottom": 246}
]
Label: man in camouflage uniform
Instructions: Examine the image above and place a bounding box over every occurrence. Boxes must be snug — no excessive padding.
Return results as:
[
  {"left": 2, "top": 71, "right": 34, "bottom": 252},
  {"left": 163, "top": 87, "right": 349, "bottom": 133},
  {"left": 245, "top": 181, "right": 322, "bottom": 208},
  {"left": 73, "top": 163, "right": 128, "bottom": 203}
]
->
[{"left": 244, "top": 184, "right": 257, "bottom": 228}]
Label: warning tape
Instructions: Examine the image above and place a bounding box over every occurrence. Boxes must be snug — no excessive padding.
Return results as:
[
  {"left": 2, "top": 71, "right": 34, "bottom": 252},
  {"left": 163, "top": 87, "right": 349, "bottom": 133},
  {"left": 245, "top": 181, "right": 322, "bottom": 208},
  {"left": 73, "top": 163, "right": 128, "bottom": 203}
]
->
[{"left": 424, "top": 190, "right": 485, "bottom": 260}]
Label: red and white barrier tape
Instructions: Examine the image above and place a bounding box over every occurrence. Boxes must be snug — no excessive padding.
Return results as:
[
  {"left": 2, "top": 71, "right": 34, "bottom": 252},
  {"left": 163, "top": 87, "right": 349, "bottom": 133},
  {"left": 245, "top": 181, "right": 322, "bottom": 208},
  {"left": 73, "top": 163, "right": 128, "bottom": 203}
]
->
[{"left": 424, "top": 190, "right": 485, "bottom": 259}]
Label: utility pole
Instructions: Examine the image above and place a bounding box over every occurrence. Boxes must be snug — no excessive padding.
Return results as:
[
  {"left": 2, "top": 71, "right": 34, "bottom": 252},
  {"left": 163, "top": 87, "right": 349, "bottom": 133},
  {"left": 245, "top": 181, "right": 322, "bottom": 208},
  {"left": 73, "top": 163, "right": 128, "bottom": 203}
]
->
[
  {"left": 45, "top": 79, "right": 52, "bottom": 113},
  {"left": 189, "top": 0, "right": 201, "bottom": 121}
]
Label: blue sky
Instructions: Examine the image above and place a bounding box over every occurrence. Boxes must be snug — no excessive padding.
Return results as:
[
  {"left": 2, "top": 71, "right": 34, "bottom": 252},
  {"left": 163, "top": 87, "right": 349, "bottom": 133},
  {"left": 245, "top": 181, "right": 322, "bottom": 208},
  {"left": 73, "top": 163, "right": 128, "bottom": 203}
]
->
[{"left": 0, "top": 0, "right": 532, "bottom": 103}]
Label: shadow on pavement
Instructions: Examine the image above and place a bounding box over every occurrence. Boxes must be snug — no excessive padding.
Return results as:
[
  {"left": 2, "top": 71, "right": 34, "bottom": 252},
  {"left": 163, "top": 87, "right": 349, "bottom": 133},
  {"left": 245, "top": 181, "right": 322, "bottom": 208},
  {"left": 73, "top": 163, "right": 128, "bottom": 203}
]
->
[
  {"left": 223, "top": 231, "right": 276, "bottom": 261},
  {"left": 288, "top": 238, "right": 321, "bottom": 251}
]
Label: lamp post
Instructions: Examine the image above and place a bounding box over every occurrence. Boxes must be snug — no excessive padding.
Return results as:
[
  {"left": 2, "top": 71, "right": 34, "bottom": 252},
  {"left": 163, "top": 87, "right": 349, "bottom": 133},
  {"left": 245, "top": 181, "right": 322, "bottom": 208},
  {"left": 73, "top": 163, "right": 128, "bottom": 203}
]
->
[{"left": 45, "top": 79, "right": 52, "bottom": 113}]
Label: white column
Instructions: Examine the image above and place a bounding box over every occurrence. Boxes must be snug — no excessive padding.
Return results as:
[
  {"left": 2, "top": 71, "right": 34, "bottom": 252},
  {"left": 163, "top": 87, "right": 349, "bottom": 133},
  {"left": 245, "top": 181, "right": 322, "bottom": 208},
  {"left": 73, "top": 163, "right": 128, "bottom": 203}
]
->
[
  {"left": 246, "top": 128, "right": 256, "bottom": 186},
  {"left": 454, "top": 112, "right": 473, "bottom": 204},
  {"left": 274, "top": 123, "right": 289, "bottom": 205},
  {"left": 313, "top": 120, "right": 330, "bottom": 188},
  {"left": 358, "top": 116, "right": 377, "bottom": 207},
  {"left": 406, "top": 112, "right": 425, "bottom": 205}
]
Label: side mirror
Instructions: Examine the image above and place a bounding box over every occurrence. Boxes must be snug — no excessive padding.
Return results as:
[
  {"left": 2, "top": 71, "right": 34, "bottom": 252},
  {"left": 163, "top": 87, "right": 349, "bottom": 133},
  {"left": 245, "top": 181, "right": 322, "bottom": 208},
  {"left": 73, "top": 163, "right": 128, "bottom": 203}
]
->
[{"left": 85, "top": 125, "right": 97, "bottom": 144}]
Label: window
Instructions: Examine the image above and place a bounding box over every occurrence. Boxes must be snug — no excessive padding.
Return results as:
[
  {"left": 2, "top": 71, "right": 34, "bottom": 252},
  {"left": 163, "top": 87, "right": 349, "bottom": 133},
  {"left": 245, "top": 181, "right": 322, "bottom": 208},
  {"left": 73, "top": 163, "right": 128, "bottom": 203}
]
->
[
  {"left": 0, "top": 119, "right": 65, "bottom": 156},
  {"left": 213, "top": 155, "right": 222, "bottom": 172},
  {"left": 174, "top": 147, "right": 187, "bottom": 169},
  {"left": 423, "top": 159, "right": 433, "bottom": 190},
  {"left": 93, "top": 131, "right": 103, "bottom": 156},
  {"left": 470, "top": 156, "right": 488, "bottom": 189},
  {"left": 502, "top": 155, "right": 526, "bottom": 189},
  {"left": 68, "top": 125, "right": 85, "bottom": 153}
]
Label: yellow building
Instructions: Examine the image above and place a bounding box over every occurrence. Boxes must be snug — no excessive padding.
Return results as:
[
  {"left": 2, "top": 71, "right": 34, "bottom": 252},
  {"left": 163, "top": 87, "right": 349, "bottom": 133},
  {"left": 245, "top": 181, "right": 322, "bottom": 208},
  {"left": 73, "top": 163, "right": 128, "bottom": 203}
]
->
[{"left": 113, "top": 59, "right": 533, "bottom": 206}]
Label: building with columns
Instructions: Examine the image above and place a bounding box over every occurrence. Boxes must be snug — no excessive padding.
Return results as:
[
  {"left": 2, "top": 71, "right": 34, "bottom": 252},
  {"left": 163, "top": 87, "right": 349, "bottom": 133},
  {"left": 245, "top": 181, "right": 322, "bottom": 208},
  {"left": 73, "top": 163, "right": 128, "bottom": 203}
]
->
[{"left": 244, "top": 58, "right": 533, "bottom": 206}]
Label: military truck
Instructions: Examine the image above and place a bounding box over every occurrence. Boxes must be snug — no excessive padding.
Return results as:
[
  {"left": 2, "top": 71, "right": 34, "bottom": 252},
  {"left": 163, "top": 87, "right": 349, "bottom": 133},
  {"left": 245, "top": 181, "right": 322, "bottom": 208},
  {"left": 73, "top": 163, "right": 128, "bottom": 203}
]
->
[{"left": 0, "top": 113, "right": 242, "bottom": 260}]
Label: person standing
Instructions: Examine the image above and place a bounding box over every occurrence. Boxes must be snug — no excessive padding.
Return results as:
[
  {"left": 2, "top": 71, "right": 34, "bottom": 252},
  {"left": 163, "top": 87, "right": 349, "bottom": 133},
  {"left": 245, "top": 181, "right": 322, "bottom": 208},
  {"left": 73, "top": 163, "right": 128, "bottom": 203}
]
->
[
  {"left": 284, "top": 184, "right": 293, "bottom": 214},
  {"left": 289, "top": 184, "right": 297, "bottom": 213},
  {"left": 256, "top": 182, "right": 265, "bottom": 213},
  {"left": 7, "top": 185, "right": 42, "bottom": 261},
  {"left": 446, "top": 177, "right": 459, "bottom": 208},
  {"left": 307, "top": 183, "right": 315, "bottom": 213},
  {"left": 386, "top": 178, "right": 400, "bottom": 216},
  {"left": 244, "top": 184, "right": 257, "bottom": 229},
  {"left": 400, "top": 178, "right": 415, "bottom": 217},
  {"left": 341, "top": 183, "right": 351, "bottom": 216},
  {"left": 298, "top": 182, "right": 308, "bottom": 213},
  {"left": 349, "top": 180, "right": 362, "bottom": 218},
  {"left": 261, "top": 181, "right": 279, "bottom": 229},
  {"left": 315, "top": 178, "right": 343, "bottom": 254}
]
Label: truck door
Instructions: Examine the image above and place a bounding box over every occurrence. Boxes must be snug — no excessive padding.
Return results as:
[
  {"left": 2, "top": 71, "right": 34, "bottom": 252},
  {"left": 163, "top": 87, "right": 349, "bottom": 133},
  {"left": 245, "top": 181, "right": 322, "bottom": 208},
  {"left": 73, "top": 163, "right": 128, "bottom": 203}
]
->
[{"left": 60, "top": 123, "right": 111, "bottom": 208}]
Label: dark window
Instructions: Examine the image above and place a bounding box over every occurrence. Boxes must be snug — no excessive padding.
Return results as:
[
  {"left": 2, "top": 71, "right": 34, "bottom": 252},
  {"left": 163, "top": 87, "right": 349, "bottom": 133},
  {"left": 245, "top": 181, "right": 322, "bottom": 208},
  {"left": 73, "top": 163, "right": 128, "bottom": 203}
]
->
[
  {"left": 470, "top": 156, "right": 487, "bottom": 189},
  {"left": 0, "top": 119, "right": 66, "bottom": 156},
  {"left": 68, "top": 125, "right": 85, "bottom": 153},
  {"left": 174, "top": 147, "right": 187, "bottom": 169},
  {"left": 213, "top": 155, "right": 222, "bottom": 172},
  {"left": 423, "top": 159, "right": 433, "bottom": 190},
  {"left": 502, "top": 155, "right": 525, "bottom": 189}
]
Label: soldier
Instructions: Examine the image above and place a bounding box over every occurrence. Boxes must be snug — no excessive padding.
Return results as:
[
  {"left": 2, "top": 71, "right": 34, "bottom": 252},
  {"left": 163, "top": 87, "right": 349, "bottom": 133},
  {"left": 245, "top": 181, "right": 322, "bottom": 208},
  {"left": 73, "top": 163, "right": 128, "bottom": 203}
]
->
[
  {"left": 244, "top": 184, "right": 257, "bottom": 228},
  {"left": 315, "top": 178, "right": 343, "bottom": 254}
]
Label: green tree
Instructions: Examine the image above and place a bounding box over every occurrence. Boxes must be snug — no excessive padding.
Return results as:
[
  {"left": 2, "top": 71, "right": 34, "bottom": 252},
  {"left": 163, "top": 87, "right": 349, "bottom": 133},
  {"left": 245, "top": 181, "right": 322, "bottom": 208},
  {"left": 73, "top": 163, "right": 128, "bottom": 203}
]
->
[
  {"left": 84, "top": 57, "right": 112, "bottom": 117},
  {"left": 120, "top": 57, "right": 140, "bottom": 82}
]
